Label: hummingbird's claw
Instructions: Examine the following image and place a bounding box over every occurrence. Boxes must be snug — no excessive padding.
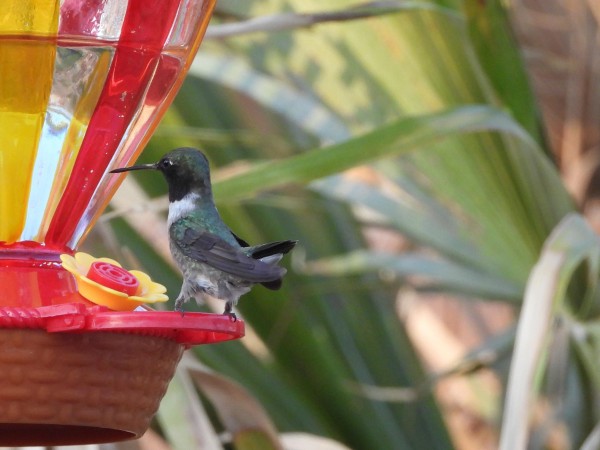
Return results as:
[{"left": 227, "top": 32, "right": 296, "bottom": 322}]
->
[
  {"left": 174, "top": 298, "right": 186, "bottom": 317},
  {"left": 223, "top": 303, "right": 237, "bottom": 322}
]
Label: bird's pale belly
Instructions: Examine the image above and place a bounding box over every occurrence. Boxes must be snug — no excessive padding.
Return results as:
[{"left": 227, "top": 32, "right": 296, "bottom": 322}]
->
[{"left": 173, "top": 246, "right": 251, "bottom": 305}]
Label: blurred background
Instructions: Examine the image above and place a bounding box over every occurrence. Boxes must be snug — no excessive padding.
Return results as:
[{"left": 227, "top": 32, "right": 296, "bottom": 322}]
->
[{"left": 59, "top": 0, "right": 600, "bottom": 449}]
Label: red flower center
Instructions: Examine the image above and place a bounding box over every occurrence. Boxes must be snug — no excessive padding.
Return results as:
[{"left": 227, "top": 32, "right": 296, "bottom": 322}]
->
[{"left": 87, "top": 261, "right": 140, "bottom": 296}]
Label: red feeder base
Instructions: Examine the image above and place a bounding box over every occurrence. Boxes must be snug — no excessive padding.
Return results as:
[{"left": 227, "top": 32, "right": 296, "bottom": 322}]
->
[
  {"left": 0, "top": 248, "right": 245, "bottom": 445},
  {"left": 0, "top": 329, "right": 182, "bottom": 446}
]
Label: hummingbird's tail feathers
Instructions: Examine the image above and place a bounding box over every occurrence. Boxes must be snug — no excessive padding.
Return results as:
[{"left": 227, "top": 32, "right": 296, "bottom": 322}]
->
[
  {"left": 258, "top": 253, "right": 283, "bottom": 265},
  {"left": 261, "top": 279, "right": 282, "bottom": 290},
  {"left": 246, "top": 240, "right": 298, "bottom": 259},
  {"left": 248, "top": 242, "right": 296, "bottom": 291},
  {"left": 261, "top": 266, "right": 288, "bottom": 290}
]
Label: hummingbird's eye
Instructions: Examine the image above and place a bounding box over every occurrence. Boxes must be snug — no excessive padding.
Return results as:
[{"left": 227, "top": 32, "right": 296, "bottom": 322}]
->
[{"left": 160, "top": 158, "right": 174, "bottom": 170}]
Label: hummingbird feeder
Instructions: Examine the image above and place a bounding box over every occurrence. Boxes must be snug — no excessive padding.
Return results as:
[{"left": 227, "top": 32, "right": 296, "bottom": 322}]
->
[{"left": 0, "top": 0, "right": 243, "bottom": 446}]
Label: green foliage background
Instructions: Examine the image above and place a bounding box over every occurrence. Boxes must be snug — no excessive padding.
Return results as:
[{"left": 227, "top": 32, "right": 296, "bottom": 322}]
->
[{"left": 89, "top": 1, "right": 600, "bottom": 449}]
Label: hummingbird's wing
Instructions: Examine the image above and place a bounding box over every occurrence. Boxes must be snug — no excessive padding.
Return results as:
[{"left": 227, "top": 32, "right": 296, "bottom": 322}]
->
[
  {"left": 244, "top": 240, "right": 297, "bottom": 259},
  {"left": 170, "top": 223, "right": 285, "bottom": 282},
  {"left": 244, "top": 240, "right": 297, "bottom": 290},
  {"left": 230, "top": 231, "right": 250, "bottom": 247}
]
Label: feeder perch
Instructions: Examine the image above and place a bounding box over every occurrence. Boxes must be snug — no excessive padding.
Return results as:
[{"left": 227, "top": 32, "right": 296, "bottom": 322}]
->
[{"left": 0, "top": 0, "right": 244, "bottom": 446}]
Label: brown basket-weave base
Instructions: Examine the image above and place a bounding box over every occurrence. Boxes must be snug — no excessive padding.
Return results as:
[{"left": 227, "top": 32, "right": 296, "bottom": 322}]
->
[{"left": 0, "top": 328, "right": 183, "bottom": 446}]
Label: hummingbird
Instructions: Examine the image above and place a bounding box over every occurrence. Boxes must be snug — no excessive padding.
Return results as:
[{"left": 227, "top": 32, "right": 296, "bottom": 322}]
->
[{"left": 110, "top": 147, "right": 297, "bottom": 319}]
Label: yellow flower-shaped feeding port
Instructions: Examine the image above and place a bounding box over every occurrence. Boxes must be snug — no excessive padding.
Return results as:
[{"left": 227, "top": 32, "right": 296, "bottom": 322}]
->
[{"left": 61, "top": 252, "right": 168, "bottom": 311}]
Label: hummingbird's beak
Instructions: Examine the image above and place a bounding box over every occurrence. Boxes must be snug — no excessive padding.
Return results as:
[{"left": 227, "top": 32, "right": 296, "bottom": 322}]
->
[{"left": 110, "top": 163, "right": 158, "bottom": 174}]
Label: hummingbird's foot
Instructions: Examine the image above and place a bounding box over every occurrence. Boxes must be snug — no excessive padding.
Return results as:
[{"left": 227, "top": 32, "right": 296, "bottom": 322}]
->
[
  {"left": 223, "top": 302, "right": 237, "bottom": 322},
  {"left": 174, "top": 298, "right": 186, "bottom": 317}
]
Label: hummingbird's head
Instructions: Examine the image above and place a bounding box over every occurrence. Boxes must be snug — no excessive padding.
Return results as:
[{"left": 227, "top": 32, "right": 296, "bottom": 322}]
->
[{"left": 111, "top": 147, "right": 212, "bottom": 202}]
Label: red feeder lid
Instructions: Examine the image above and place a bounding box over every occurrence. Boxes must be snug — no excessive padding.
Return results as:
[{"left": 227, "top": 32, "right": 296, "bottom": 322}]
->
[{"left": 0, "top": 303, "right": 244, "bottom": 347}]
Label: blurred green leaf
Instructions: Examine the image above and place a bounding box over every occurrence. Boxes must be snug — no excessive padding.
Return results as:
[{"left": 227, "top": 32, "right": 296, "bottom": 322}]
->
[
  {"left": 499, "top": 214, "right": 600, "bottom": 450},
  {"left": 184, "top": 355, "right": 283, "bottom": 450},
  {"left": 101, "top": 1, "right": 596, "bottom": 449},
  {"left": 157, "top": 365, "right": 222, "bottom": 450},
  {"left": 464, "top": 0, "right": 543, "bottom": 144},
  {"left": 234, "top": 432, "right": 281, "bottom": 450},
  {"left": 213, "top": 104, "right": 541, "bottom": 202},
  {"left": 304, "top": 249, "right": 522, "bottom": 300}
]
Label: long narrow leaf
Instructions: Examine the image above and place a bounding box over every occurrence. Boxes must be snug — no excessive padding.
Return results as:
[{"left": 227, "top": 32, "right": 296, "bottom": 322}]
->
[
  {"left": 182, "top": 355, "right": 283, "bottom": 450},
  {"left": 303, "top": 249, "right": 522, "bottom": 300},
  {"left": 206, "top": 2, "right": 460, "bottom": 39},
  {"left": 213, "top": 105, "right": 543, "bottom": 203},
  {"left": 157, "top": 364, "right": 223, "bottom": 450},
  {"left": 499, "top": 214, "right": 600, "bottom": 450}
]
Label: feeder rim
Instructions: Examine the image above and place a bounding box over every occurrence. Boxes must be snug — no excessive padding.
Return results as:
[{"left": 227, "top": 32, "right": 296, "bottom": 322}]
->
[{"left": 0, "top": 303, "right": 244, "bottom": 347}]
